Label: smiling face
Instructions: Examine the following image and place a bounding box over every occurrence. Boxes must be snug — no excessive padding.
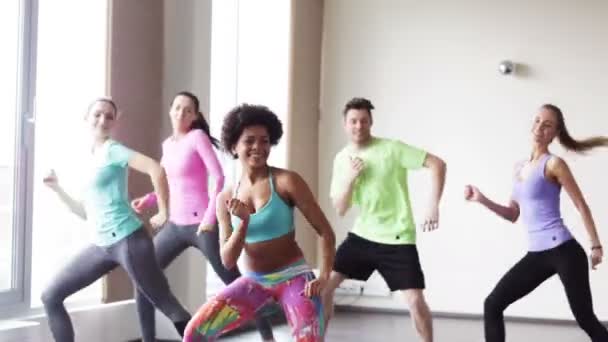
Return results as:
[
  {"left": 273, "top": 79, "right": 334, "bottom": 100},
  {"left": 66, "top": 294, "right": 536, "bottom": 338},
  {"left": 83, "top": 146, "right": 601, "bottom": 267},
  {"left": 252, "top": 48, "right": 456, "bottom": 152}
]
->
[
  {"left": 344, "top": 108, "right": 372, "bottom": 144},
  {"left": 531, "top": 106, "right": 560, "bottom": 147},
  {"left": 169, "top": 94, "right": 197, "bottom": 134},
  {"left": 233, "top": 125, "right": 271, "bottom": 169},
  {"left": 85, "top": 100, "right": 117, "bottom": 139}
]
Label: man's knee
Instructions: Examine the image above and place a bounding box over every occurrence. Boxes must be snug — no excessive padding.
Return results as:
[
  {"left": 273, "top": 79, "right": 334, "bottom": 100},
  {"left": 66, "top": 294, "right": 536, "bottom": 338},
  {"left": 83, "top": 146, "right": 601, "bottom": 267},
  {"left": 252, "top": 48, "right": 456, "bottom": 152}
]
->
[{"left": 402, "top": 289, "right": 429, "bottom": 314}]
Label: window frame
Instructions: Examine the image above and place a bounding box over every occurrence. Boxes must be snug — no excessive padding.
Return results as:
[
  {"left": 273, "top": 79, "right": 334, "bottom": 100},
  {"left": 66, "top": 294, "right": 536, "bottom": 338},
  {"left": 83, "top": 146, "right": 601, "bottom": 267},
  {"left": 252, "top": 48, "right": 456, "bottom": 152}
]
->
[
  {"left": 1, "top": 0, "right": 110, "bottom": 318},
  {"left": 0, "top": 0, "right": 38, "bottom": 316}
]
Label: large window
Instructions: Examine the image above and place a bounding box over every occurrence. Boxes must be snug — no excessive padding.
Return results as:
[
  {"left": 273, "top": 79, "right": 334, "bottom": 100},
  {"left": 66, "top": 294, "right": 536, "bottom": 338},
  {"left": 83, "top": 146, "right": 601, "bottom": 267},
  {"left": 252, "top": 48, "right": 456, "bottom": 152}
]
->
[
  {"left": 1, "top": 0, "right": 108, "bottom": 314},
  {"left": 207, "top": 0, "right": 291, "bottom": 296},
  {"left": 0, "top": 0, "right": 35, "bottom": 308},
  {"left": 30, "top": 0, "right": 109, "bottom": 307},
  {"left": 0, "top": 0, "right": 21, "bottom": 292},
  {"left": 209, "top": 0, "right": 291, "bottom": 184}
]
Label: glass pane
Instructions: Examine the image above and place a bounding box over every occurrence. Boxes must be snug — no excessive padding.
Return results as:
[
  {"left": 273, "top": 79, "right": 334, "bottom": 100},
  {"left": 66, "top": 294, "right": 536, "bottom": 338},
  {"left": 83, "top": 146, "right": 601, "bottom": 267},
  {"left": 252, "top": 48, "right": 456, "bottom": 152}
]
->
[
  {"left": 237, "top": 0, "right": 290, "bottom": 168},
  {"left": 0, "top": 0, "right": 21, "bottom": 292},
  {"left": 206, "top": 0, "right": 291, "bottom": 297},
  {"left": 31, "top": 0, "right": 108, "bottom": 307}
]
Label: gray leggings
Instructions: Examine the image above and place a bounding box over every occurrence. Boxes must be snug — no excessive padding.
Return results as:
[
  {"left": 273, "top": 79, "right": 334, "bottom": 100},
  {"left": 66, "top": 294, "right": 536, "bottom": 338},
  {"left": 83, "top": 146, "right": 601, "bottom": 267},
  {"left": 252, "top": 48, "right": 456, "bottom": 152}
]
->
[
  {"left": 135, "top": 222, "right": 274, "bottom": 342},
  {"left": 41, "top": 228, "right": 191, "bottom": 342}
]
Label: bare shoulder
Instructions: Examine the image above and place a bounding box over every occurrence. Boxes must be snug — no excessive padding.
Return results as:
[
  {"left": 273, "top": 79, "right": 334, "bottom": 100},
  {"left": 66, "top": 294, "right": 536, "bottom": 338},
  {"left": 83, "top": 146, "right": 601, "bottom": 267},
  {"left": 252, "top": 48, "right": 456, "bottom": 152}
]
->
[
  {"left": 272, "top": 167, "right": 306, "bottom": 188},
  {"left": 547, "top": 155, "right": 567, "bottom": 169},
  {"left": 545, "top": 155, "right": 571, "bottom": 182}
]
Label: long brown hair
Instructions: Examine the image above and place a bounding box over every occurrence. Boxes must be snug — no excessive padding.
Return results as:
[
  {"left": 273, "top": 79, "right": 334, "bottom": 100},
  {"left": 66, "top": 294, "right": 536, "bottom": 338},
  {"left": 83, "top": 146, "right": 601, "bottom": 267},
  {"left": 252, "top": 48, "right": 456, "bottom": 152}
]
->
[
  {"left": 174, "top": 91, "right": 219, "bottom": 148},
  {"left": 542, "top": 104, "right": 608, "bottom": 153}
]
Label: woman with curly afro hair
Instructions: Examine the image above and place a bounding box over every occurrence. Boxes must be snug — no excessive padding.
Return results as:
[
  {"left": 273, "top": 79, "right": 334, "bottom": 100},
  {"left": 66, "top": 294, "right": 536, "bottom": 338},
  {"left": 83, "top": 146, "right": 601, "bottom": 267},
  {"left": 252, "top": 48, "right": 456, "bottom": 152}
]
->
[
  {"left": 184, "top": 104, "right": 336, "bottom": 342},
  {"left": 130, "top": 92, "right": 274, "bottom": 342}
]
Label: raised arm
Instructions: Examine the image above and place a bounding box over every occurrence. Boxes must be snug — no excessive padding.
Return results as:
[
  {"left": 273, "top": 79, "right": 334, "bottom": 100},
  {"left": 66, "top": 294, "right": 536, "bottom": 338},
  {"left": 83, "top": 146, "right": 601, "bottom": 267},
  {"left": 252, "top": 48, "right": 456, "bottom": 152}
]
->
[
  {"left": 128, "top": 151, "right": 169, "bottom": 229},
  {"left": 193, "top": 130, "right": 225, "bottom": 228},
  {"left": 465, "top": 184, "right": 520, "bottom": 223},
  {"left": 131, "top": 192, "right": 158, "bottom": 214},
  {"left": 216, "top": 189, "right": 249, "bottom": 270},
  {"left": 548, "top": 156, "right": 603, "bottom": 268},
  {"left": 284, "top": 171, "right": 336, "bottom": 296},
  {"left": 330, "top": 156, "right": 363, "bottom": 217},
  {"left": 421, "top": 153, "right": 447, "bottom": 231},
  {"left": 43, "top": 169, "right": 87, "bottom": 220}
]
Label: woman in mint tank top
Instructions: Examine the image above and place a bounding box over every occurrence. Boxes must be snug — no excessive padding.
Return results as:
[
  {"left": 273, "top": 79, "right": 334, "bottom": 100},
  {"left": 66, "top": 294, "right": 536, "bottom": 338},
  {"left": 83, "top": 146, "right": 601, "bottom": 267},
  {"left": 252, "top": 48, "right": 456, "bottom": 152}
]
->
[
  {"left": 465, "top": 104, "right": 608, "bottom": 342},
  {"left": 183, "top": 104, "right": 336, "bottom": 342},
  {"left": 41, "top": 98, "right": 191, "bottom": 342},
  {"left": 130, "top": 92, "right": 274, "bottom": 342}
]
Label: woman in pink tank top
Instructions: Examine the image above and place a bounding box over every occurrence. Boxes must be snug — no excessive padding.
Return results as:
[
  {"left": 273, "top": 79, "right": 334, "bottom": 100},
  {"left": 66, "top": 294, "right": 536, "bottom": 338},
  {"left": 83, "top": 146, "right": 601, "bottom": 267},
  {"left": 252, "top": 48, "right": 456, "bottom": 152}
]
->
[{"left": 465, "top": 104, "right": 608, "bottom": 342}]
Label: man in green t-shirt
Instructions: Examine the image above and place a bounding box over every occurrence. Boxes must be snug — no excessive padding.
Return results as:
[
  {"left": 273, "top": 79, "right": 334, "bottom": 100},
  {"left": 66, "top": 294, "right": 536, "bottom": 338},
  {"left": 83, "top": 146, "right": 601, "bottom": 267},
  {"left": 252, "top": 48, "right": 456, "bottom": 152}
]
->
[{"left": 324, "top": 97, "right": 446, "bottom": 342}]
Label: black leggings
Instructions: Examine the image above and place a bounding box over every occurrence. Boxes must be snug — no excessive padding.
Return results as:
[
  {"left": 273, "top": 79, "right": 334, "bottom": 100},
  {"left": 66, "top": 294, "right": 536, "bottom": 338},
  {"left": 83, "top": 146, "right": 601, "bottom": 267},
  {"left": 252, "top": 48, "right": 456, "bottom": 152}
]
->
[
  {"left": 135, "top": 222, "right": 274, "bottom": 342},
  {"left": 484, "top": 239, "right": 608, "bottom": 342}
]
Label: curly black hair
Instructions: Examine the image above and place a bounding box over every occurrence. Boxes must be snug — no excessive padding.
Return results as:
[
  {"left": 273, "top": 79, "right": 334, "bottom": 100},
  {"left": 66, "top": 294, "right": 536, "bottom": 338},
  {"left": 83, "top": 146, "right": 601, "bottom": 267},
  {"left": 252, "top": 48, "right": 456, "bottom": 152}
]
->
[{"left": 221, "top": 104, "right": 284, "bottom": 159}]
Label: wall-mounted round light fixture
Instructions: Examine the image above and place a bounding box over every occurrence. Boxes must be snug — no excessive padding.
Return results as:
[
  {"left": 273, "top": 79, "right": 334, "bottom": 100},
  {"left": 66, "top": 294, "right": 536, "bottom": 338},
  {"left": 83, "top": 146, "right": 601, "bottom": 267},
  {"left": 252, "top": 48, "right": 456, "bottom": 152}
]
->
[{"left": 498, "top": 60, "right": 516, "bottom": 75}]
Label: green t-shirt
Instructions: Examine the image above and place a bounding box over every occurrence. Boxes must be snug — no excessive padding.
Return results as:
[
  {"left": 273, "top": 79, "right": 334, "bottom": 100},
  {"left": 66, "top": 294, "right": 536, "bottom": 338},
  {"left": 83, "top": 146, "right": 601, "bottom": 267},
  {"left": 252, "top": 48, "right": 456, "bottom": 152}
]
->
[
  {"left": 330, "top": 137, "right": 427, "bottom": 245},
  {"left": 83, "top": 140, "right": 142, "bottom": 246}
]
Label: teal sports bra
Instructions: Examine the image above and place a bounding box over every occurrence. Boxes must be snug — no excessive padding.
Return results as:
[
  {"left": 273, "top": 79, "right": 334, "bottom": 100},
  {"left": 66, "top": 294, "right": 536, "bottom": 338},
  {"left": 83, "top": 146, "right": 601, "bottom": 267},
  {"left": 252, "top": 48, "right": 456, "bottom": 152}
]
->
[{"left": 231, "top": 169, "right": 295, "bottom": 243}]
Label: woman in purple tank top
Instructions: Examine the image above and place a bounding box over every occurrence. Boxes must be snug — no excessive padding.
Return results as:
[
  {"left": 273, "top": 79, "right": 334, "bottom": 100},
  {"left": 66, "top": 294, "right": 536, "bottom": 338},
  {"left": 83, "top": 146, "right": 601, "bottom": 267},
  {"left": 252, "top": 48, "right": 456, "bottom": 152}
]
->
[{"left": 465, "top": 104, "right": 608, "bottom": 342}]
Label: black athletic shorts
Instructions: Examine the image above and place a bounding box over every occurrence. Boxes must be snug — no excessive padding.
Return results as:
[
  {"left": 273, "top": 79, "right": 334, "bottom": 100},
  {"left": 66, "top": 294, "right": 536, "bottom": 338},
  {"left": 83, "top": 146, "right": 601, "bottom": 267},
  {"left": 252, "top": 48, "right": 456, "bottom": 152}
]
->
[{"left": 333, "top": 232, "right": 425, "bottom": 291}]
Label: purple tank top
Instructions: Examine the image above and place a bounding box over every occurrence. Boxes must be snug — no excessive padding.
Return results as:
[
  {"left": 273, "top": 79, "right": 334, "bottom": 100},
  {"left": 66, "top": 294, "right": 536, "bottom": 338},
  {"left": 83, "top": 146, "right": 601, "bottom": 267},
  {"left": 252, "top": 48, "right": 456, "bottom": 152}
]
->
[{"left": 512, "top": 154, "right": 573, "bottom": 252}]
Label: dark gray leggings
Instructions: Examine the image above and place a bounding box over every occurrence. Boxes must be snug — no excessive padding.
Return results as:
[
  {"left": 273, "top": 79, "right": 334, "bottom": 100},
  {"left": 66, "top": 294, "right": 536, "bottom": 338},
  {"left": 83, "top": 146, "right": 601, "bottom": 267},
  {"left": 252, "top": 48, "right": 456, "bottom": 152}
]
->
[
  {"left": 135, "top": 222, "right": 274, "bottom": 342},
  {"left": 41, "top": 228, "right": 191, "bottom": 342}
]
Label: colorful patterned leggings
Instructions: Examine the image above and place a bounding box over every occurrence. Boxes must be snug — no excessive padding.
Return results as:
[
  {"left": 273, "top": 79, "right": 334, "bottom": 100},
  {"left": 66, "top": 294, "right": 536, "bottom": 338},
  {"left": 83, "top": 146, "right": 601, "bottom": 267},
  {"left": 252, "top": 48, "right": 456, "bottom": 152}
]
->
[{"left": 183, "top": 260, "right": 325, "bottom": 342}]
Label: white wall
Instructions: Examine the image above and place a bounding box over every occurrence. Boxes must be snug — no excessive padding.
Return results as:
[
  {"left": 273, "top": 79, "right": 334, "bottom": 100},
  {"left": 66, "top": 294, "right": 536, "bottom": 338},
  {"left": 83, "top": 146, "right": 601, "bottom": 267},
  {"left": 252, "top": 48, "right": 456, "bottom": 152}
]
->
[
  {"left": 162, "top": 0, "right": 212, "bottom": 136},
  {"left": 320, "top": 0, "right": 608, "bottom": 320}
]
